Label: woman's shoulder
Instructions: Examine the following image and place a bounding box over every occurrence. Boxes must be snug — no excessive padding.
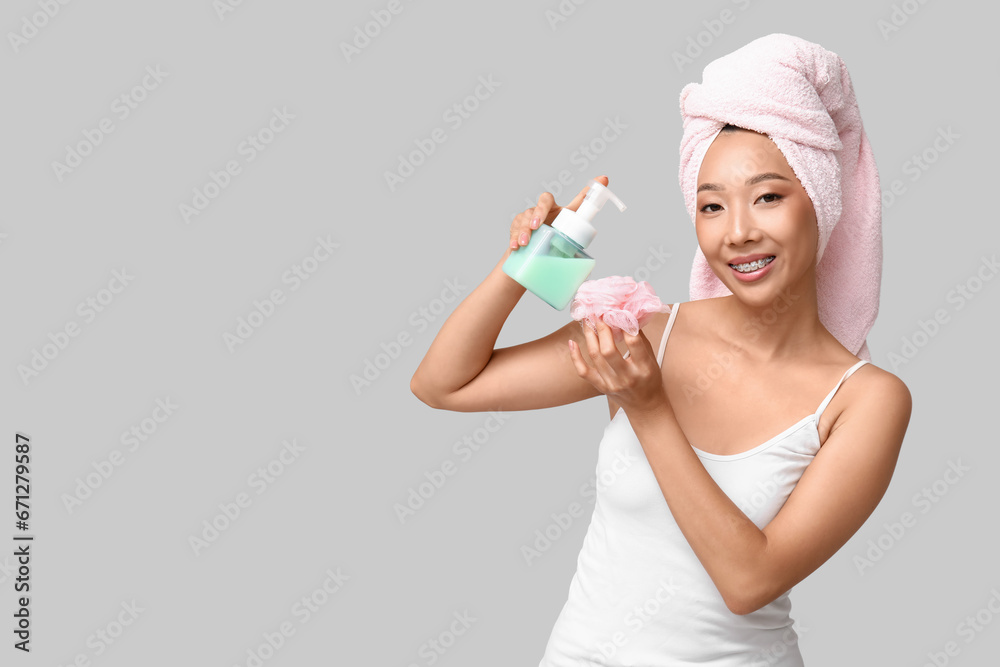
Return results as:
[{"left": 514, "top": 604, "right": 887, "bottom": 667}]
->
[
  {"left": 640, "top": 297, "right": 717, "bottom": 340},
  {"left": 669, "top": 296, "right": 722, "bottom": 315},
  {"left": 639, "top": 298, "right": 706, "bottom": 354},
  {"left": 850, "top": 360, "right": 911, "bottom": 408},
  {"left": 658, "top": 297, "right": 717, "bottom": 328},
  {"left": 811, "top": 346, "right": 912, "bottom": 447},
  {"left": 826, "top": 359, "right": 912, "bottom": 455}
]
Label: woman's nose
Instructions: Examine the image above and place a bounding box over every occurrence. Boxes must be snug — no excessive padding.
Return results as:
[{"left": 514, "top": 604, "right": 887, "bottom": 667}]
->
[{"left": 724, "top": 205, "right": 755, "bottom": 245}]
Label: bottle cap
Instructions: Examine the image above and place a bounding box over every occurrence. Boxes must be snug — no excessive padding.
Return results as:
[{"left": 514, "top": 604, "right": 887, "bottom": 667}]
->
[{"left": 551, "top": 179, "right": 627, "bottom": 249}]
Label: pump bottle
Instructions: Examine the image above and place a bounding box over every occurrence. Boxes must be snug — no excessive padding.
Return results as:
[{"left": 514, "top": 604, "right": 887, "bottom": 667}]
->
[{"left": 502, "top": 178, "right": 627, "bottom": 310}]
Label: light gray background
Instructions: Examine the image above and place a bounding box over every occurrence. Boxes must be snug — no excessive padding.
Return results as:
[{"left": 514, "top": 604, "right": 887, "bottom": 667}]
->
[{"left": 2, "top": 1, "right": 997, "bottom": 665}]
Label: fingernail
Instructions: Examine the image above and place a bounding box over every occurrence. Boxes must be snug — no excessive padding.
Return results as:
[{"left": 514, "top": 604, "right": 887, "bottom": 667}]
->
[
  {"left": 519, "top": 232, "right": 528, "bottom": 245},
  {"left": 530, "top": 217, "right": 539, "bottom": 229}
]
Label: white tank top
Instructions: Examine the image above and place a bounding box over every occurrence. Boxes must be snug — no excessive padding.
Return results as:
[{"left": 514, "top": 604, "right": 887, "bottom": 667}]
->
[{"left": 538, "top": 302, "right": 869, "bottom": 666}]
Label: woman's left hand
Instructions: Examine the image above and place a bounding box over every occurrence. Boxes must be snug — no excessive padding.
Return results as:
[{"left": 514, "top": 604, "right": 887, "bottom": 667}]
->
[{"left": 568, "top": 318, "right": 669, "bottom": 417}]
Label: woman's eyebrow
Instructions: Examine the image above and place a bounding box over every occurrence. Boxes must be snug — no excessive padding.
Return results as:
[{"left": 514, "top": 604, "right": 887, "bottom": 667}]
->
[{"left": 697, "top": 172, "right": 792, "bottom": 193}]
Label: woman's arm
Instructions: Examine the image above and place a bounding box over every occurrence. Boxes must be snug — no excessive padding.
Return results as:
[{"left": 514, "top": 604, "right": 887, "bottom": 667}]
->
[
  {"left": 409, "top": 244, "right": 525, "bottom": 404},
  {"left": 567, "top": 317, "right": 911, "bottom": 615},
  {"left": 627, "top": 368, "right": 911, "bottom": 615},
  {"left": 410, "top": 181, "right": 609, "bottom": 413}
]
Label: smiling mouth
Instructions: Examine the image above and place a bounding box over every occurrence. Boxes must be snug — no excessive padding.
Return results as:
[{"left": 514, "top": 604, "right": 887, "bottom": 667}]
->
[{"left": 729, "top": 256, "right": 776, "bottom": 273}]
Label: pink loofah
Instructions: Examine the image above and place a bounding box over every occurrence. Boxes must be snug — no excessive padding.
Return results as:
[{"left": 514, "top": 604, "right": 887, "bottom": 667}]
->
[{"left": 570, "top": 277, "right": 672, "bottom": 343}]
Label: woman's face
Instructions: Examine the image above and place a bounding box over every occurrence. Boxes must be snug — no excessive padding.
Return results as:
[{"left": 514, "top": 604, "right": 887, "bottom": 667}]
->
[{"left": 694, "top": 128, "right": 818, "bottom": 306}]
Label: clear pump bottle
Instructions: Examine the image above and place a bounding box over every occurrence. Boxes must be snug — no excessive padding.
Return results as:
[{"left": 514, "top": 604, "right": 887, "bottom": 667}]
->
[{"left": 503, "top": 178, "right": 627, "bottom": 310}]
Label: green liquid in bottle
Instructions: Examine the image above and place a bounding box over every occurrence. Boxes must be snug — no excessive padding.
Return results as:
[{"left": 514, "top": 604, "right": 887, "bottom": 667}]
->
[
  {"left": 506, "top": 254, "right": 595, "bottom": 310},
  {"left": 503, "top": 226, "right": 597, "bottom": 310}
]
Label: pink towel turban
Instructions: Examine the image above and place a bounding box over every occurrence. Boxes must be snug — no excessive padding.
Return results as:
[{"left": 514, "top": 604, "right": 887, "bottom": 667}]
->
[{"left": 678, "top": 33, "right": 882, "bottom": 361}]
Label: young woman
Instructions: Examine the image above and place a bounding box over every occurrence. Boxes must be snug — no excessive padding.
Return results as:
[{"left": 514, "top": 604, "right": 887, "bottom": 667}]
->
[{"left": 411, "top": 34, "right": 911, "bottom": 667}]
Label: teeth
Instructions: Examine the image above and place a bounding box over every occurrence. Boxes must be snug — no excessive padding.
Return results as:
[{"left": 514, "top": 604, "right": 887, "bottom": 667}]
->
[{"left": 730, "top": 256, "right": 775, "bottom": 273}]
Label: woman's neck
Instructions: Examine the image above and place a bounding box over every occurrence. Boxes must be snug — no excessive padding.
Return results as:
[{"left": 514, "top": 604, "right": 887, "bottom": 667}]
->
[{"left": 712, "top": 287, "right": 830, "bottom": 363}]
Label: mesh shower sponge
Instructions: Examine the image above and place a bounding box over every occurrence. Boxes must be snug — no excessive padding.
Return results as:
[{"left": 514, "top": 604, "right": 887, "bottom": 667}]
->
[{"left": 569, "top": 276, "right": 671, "bottom": 344}]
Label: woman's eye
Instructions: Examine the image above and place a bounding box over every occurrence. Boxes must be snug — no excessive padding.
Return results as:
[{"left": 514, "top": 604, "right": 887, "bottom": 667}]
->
[{"left": 699, "top": 194, "right": 781, "bottom": 213}]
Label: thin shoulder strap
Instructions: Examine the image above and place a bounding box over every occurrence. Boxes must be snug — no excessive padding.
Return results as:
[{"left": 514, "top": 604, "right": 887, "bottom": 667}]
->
[
  {"left": 656, "top": 303, "right": 681, "bottom": 366},
  {"left": 815, "top": 359, "right": 869, "bottom": 418}
]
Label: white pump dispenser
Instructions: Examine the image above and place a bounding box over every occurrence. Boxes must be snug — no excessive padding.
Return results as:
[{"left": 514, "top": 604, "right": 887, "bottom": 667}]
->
[{"left": 551, "top": 178, "right": 627, "bottom": 249}]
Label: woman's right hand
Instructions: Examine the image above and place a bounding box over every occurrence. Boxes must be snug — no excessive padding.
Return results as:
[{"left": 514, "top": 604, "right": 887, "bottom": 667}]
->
[{"left": 508, "top": 175, "right": 610, "bottom": 250}]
